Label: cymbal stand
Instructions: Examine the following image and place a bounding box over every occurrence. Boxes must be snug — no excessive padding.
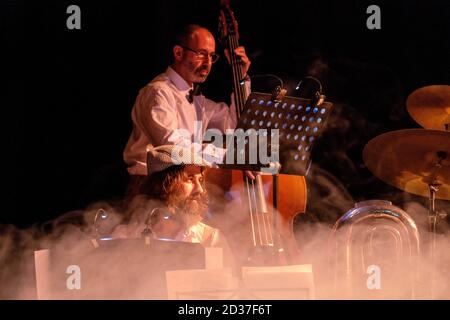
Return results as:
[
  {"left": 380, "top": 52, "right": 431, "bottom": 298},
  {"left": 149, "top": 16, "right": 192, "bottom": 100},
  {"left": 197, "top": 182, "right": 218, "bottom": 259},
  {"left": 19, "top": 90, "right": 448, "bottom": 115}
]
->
[{"left": 427, "top": 151, "right": 446, "bottom": 298}]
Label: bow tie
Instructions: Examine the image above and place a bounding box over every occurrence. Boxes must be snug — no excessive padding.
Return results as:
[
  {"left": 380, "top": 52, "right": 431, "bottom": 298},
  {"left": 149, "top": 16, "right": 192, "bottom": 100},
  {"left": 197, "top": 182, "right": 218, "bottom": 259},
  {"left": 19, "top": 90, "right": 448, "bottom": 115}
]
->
[{"left": 186, "top": 84, "right": 201, "bottom": 104}]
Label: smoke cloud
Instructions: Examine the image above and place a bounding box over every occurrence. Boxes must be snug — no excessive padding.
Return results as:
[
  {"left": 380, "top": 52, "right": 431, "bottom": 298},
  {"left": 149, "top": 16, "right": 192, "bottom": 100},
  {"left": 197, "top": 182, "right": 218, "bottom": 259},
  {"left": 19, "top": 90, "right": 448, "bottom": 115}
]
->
[{"left": 2, "top": 50, "right": 449, "bottom": 301}]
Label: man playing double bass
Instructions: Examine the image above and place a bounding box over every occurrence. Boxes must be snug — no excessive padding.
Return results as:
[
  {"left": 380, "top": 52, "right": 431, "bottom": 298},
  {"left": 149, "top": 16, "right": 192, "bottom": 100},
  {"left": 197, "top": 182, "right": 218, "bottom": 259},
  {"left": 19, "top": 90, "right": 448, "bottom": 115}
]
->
[{"left": 123, "top": 24, "right": 252, "bottom": 199}]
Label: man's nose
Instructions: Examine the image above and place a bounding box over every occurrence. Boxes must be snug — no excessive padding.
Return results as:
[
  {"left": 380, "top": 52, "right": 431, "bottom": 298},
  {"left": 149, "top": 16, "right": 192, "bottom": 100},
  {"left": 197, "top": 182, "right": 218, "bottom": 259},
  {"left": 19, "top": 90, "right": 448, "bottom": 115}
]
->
[
  {"left": 193, "top": 178, "right": 204, "bottom": 194},
  {"left": 203, "top": 55, "right": 213, "bottom": 65}
]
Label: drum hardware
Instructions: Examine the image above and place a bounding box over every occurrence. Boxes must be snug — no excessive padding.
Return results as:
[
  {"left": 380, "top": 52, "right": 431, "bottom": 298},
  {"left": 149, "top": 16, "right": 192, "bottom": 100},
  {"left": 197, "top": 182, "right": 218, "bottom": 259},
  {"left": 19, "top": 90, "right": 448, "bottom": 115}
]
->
[
  {"left": 362, "top": 129, "right": 450, "bottom": 200},
  {"left": 406, "top": 85, "right": 450, "bottom": 131},
  {"left": 362, "top": 128, "right": 449, "bottom": 297}
]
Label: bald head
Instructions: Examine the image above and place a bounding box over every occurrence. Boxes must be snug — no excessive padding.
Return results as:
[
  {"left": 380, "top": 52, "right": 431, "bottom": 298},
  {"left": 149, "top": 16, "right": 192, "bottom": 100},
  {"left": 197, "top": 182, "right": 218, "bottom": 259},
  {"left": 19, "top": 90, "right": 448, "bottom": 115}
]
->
[
  {"left": 172, "top": 25, "right": 217, "bottom": 86},
  {"left": 175, "top": 24, "right": 215, "bottom": 47}
]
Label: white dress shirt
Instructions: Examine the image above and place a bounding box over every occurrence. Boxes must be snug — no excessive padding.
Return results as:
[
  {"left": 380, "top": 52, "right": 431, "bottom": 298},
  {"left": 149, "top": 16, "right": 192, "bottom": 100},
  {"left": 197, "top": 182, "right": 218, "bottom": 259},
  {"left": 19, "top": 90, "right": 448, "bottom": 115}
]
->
[{"left": 124, "top": 66, "right": 251, "bottom": 175}]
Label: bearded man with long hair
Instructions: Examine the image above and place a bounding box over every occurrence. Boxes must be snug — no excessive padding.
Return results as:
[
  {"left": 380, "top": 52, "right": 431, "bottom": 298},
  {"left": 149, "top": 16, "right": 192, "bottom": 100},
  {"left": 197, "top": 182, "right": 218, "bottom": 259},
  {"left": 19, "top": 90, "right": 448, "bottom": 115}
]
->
[{"left": 113, "top": 145, "right": 231, "bottom": 249}]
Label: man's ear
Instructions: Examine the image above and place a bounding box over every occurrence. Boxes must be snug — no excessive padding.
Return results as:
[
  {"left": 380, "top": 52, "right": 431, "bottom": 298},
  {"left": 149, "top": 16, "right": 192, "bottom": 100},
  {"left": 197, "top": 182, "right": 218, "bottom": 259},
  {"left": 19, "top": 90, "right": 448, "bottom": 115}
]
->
[{"left": 173, "top": 45, "right": 184, "bottom": 62}]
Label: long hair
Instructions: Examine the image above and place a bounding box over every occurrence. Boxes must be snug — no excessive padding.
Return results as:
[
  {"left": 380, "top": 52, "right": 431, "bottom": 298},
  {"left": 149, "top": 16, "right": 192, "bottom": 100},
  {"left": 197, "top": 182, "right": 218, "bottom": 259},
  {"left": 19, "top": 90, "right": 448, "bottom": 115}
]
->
[
  {"left": 140, "top": 165, "right": 189, "bottom": 207},
  {"left": 126, "top": 165, "right": 208, "bottom": 229},
  {"left": 123, "top": 166, "right": 187, "bottom": 225}
]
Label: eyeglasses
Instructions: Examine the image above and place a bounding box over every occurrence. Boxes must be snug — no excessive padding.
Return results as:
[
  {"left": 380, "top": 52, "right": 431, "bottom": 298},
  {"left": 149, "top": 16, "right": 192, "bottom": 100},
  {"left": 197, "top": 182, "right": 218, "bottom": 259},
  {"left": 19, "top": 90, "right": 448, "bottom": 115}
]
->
[{"left": 179, "top": 45, "right": 220, "bottom": 63}]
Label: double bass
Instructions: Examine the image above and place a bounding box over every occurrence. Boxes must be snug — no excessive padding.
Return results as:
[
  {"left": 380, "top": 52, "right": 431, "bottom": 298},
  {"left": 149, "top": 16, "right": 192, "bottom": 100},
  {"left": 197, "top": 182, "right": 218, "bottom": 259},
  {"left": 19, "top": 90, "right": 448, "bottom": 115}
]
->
[{"left": 205, "top": 0, "right": 307, "bottom": 266}]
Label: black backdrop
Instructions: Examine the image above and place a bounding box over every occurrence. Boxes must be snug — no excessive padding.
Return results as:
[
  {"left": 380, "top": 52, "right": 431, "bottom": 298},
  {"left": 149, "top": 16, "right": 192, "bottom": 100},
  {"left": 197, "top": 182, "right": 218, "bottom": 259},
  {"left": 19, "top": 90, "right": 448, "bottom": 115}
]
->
[{"left": 3, "top": 0, "right": 450, "bottom": 227}]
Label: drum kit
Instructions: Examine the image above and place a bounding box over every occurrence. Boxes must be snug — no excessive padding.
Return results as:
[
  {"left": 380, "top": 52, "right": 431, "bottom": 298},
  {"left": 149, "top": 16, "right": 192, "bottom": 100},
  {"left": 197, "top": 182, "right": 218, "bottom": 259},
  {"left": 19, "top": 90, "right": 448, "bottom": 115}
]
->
[
  {"left": 362, "top": 85, "right": 449, "bottom": 268},
  {"left": 330, "top": 85, "right": 449, "bottom": 298},
  {"left": 363, "top": 85, "right": 449, "bottom": 221}
]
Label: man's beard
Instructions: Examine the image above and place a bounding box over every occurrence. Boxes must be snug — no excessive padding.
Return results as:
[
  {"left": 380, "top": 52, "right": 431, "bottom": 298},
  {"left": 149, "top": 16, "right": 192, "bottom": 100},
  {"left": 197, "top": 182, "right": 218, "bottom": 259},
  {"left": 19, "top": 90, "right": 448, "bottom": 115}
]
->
[{"left": 177, "top": 192, "right": 209, "bottom": 228}]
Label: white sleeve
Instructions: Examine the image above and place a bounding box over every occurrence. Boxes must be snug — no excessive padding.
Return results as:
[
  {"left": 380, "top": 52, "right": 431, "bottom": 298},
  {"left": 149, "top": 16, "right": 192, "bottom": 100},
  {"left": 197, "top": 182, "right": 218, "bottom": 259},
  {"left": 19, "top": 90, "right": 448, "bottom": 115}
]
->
[{"left": 134, "top": 86, "right": 192, "bottom": 147}]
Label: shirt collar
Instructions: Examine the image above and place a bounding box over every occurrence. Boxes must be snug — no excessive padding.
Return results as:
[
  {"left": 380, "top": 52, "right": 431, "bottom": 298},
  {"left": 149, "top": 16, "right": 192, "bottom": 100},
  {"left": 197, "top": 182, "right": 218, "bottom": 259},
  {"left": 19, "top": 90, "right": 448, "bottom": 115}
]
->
[{"left": 166, "top": 66, "right": 193, "bottom": 93}]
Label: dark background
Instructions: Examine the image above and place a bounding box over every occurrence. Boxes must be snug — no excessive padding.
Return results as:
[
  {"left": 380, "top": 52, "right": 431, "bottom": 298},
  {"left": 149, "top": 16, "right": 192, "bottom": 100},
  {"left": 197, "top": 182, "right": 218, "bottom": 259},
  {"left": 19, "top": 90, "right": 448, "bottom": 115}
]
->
[{"left": 2, "top": 0, "right": 449, "bottom": 227}]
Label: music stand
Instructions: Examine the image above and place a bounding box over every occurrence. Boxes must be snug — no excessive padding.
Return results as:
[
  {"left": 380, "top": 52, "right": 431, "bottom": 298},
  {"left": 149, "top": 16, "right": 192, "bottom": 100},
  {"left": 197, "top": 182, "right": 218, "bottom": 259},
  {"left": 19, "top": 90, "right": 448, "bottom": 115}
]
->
[{"left": 223, "top": 92, "right": 333, "bottom": 175}]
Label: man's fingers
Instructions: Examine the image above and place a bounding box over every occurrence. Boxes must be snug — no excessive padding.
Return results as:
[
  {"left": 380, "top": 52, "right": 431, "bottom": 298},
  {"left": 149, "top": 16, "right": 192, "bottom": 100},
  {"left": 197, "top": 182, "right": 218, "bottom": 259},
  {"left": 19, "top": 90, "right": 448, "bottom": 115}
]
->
[
  {"left": 225, "top": 46, "right": 251, "bottom": 75},
  {"left": 245, "top": 170, "right": 256, "bottom": 180},
  {"left": 234, "top": 46, "right": 245, "bottom": 55}
]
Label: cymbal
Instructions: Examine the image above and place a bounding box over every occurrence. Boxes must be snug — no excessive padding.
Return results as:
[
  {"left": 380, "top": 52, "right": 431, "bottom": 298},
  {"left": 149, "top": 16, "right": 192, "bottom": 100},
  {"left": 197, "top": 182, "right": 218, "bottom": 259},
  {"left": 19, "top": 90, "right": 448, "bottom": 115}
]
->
[
  {"left": 406, "top": 85, "right": 450, "bottom": 130},
  {"left": 363, "top": 129, "right": 450, "bottom": 200}
]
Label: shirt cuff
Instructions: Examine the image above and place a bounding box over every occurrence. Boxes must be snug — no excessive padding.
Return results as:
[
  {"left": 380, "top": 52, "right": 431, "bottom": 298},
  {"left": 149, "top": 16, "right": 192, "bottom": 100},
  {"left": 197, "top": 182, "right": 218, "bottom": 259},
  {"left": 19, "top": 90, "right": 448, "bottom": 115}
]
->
[{"left": 202, "top": 144, "right": 226, "bottom": 165}]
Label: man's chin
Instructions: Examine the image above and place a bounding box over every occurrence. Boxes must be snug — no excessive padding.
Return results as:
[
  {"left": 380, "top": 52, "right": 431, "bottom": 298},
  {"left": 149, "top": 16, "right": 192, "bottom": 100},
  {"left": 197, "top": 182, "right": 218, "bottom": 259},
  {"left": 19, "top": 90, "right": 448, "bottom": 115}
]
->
[
  {"left": 196, "top": 77, "right": 207, "bottom": 83},
  {"left": 182, "top": 200, "right": 208, "bottom": 226},
  {"left": 195, "top": 73, "right": 209, "bottom": 82}
]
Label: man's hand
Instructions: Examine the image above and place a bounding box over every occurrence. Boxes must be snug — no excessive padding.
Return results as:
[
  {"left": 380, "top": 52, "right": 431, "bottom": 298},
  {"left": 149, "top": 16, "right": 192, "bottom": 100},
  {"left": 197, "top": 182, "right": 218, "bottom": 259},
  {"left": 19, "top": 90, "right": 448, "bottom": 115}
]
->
[
  {"left": 224, "top": 46, "right": 251, "bottom": 78},
  {"left": 244, "top": 171, "right": 257, "bottom": 180}
]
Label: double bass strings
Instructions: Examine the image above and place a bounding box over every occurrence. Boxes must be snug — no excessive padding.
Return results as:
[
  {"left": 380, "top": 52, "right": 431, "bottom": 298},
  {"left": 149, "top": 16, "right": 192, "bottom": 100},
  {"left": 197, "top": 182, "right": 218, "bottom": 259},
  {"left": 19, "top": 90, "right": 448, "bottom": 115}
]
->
[{"left": 227, "top": 34, "right": 274, "bottom": 247}]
